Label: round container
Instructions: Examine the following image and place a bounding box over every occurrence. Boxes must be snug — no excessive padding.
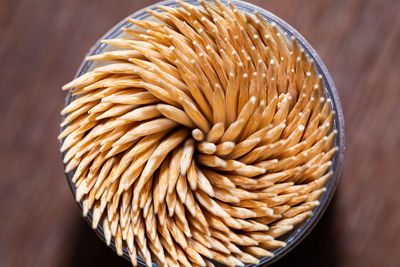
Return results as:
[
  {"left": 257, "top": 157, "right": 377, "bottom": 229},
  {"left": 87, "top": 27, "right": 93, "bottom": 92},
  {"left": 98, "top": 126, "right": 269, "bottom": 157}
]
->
[{"left": 61, "top": 0, "right": 345, "bottom": 266}]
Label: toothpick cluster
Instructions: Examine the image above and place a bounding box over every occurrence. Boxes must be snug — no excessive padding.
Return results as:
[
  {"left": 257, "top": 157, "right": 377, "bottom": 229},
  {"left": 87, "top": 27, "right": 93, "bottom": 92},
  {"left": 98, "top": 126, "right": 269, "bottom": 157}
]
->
[{"left": 60, "top": 0, "right": 337, "bottom": 266}]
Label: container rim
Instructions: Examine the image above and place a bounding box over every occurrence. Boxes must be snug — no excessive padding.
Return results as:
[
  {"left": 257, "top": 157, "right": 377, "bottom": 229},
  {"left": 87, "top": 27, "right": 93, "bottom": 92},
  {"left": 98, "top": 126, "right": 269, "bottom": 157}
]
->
[{"left": 60, "top": 1, "right": 345, "bottom": 266}]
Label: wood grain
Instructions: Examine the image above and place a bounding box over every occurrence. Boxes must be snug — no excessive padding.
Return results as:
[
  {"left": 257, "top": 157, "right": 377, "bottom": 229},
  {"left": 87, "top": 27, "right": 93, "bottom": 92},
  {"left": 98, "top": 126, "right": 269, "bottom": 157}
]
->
[{"left": 0, "top": 0, "right": 399, "bottom": 266}]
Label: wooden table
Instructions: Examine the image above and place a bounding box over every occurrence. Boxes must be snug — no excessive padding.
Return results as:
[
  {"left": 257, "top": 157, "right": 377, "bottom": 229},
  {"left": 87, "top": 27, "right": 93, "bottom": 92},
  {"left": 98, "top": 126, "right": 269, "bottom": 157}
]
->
[{"left": 1, "top": 0, "right": 399, "bottom": 266}]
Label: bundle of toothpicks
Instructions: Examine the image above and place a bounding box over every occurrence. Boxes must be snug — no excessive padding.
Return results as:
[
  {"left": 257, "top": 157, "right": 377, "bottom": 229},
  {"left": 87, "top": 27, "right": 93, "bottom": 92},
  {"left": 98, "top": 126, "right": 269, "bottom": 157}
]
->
[{"left": 60, "top": 0, "right": 337, "bottom": 266}]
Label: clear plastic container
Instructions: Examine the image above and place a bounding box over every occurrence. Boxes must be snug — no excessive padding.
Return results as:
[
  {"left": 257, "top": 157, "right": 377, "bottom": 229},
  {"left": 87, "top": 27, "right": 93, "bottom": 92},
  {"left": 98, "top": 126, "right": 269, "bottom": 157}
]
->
[{"left": 61, "top": 0, "right": 345, "bottom": 266}]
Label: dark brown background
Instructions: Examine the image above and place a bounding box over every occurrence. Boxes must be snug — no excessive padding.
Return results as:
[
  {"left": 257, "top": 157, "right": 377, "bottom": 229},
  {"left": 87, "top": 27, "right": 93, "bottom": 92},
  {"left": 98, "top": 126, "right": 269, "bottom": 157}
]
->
[{"left": 1, "top": 0, "right": 399, "bottom": 266}]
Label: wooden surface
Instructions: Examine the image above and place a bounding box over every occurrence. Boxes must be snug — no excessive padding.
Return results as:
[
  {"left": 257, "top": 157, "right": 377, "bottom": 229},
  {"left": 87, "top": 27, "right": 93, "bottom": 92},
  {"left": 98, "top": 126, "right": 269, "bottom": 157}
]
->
[{"left": 1, "top": 0, "right": 399, "bottom": 266}]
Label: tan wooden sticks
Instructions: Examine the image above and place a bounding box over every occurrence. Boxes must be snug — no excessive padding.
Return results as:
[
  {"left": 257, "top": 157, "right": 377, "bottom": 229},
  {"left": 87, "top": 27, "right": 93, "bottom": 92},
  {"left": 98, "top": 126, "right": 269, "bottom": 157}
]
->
[{"left": 60, "top": 0, "right": 337, "bottom": 266}]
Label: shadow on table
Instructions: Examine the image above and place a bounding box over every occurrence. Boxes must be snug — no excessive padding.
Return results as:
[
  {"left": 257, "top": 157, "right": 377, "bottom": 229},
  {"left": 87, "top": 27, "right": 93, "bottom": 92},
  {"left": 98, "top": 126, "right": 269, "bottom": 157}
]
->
[
  {"left": 67, "top": 219, "right": 131, "bottom": 267},
  {"left": 67, "top": 197, "right": 339, "bottom": 267}
]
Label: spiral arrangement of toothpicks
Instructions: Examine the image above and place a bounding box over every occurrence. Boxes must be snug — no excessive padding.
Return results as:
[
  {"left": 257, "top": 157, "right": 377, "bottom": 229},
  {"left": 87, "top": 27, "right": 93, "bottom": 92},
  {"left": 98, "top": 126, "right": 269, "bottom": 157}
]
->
[{"left": 60, "top": 0, "right": 337, "bottom": 266}]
